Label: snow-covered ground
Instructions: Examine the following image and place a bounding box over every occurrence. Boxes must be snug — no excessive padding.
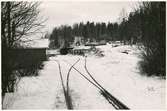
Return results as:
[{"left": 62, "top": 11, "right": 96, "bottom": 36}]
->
[
  {"left": 3, "top": 44, "right": 166, "bottom": 110},
  {"left": 20, "top": 38, "right": 49, "bottom": 48}
]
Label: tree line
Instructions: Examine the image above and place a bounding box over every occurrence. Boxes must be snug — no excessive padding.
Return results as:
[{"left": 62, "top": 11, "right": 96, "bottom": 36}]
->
[
  {"left": 49, "top": 2, "right": 165, "bottom": 77},
  {"left": 49, "top": 22, "right": 121, "bottom": 48}
]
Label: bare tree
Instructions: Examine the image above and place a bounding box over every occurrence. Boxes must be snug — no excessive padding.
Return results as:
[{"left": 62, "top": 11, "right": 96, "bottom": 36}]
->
[
  {"left": 118, "top": 8, "right": 128, "bottom": 24},
  {"left": 1, "top": 1, "right": 45, "bottom": 48},
  {"left": 1, "top": 1, "right": 46, "bottom": 105}
]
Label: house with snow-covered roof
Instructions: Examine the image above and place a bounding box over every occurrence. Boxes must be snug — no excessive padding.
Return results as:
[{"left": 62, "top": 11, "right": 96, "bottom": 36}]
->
[{"left": 8, "top": 38, "right": 49, "bottom": 69}]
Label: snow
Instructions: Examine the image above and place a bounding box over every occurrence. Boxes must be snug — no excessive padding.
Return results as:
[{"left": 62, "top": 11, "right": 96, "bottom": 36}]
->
[
  {"left": 46, "top": 49, "right": 59, "bottom": 55},
  {"left": 21, "top": 38, "right": 49, "bottom": 48},
  {"left": 3, "top": 61, "right": 66, "bottom": 109},
  {"left": 29, "top": 38, "right": 49, "bottom": 48},
  {"left": 51, "top": 56, "right": 114, "bottom": 109},
  {"left": 73, "top": 45, "right": 91, "bottom": 50},
  {"left": 3, "top": 44, "right": 166, "bottom": 109},
  {"left": 86, "top": 45, "right": 165, "bottom": 109}
]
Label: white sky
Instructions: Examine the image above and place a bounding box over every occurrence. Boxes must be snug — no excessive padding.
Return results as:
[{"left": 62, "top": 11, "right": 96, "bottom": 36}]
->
[{"left": 39, "top": 1, "right": 139, "bottom": 33}]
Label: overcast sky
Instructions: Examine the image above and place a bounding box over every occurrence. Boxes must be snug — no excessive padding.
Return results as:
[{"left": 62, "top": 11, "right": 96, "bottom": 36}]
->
[{"left": 39, "top": 1, "right": 138, "bottom": 33}]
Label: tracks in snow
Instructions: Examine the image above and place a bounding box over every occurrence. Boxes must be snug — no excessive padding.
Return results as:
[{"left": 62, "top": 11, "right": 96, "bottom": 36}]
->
[
  {"left": 55, "top": 57, "right": 129, "bottom": 110},
  {"left": 55, "top": 59, "right": 80, "bottom": 109}
]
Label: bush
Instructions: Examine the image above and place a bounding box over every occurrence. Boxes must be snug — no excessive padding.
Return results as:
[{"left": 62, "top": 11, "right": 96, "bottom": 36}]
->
[
  {"left": 139, "top": 47, "right": 165, "bottom": 77},
  {"left": 138, "top": 2, "right": 166, "bottom": 77},
  {"left": 16, "top": 61, "right": 44, "bottom": 77},
  {"left": 60, "top": 48, "right": 69, "bottom": 55}
]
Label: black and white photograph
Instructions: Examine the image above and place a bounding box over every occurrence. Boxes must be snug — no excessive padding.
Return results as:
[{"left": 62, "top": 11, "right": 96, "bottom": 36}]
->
[{"left": 1, "top": 0, "right": 166, "bottom": 110}]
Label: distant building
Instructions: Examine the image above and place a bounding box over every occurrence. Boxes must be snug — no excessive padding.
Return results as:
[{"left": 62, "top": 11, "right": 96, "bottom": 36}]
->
[
  {"left": 99, "top": 40, "right": 107, "bottom": 45},
  {"left": 73, "top": 36, "right": 85, "bottom": 46}
]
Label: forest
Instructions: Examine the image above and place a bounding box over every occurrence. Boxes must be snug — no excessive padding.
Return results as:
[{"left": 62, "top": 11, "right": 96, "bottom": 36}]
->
[{"left": 49, "top": 2, "right": 166, "bottom": 77}]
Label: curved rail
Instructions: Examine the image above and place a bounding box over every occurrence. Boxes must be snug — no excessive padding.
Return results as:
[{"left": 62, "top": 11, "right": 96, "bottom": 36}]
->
[
  {"left": 55, "top": 60, "right": 68, "bottom": 108},
  {"left": 63, "top": 60, "right": 102, "bottom": 91},
  {"left": 55, "top": 60, "right": 79, "bottom": 109},
  {"left": 63, "top": 57, "right": 129, "bottom": 110},
  {"left": 66, "top": 59, "right": 80, "bottom": 109}
]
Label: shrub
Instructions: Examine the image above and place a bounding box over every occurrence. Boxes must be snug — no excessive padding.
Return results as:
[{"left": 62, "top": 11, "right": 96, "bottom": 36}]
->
[
  {"left": 139, "top": 47, "right": 165, "bottom": 77},
  {"left": 138, "top": 2, "right": 166, "bottom": 77},
  {"left": 60, "top": 48, "right": 69, "bottom": 55}
]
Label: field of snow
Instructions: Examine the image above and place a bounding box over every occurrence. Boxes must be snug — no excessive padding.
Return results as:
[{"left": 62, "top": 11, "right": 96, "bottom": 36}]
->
[{"left": 3, "top": 44, "right": 166, "bottom": 109}]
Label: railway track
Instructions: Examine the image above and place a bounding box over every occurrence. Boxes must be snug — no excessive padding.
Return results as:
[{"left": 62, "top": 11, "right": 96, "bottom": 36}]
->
[
  {"left": 55, "top": 59, "right": 80, "bottom": 109},
  {"left": 55, "top": 56, "right": 129, "bottom": 110},
  {"left": 84, "top": 57, "right": 129, "bottom": 109}
]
